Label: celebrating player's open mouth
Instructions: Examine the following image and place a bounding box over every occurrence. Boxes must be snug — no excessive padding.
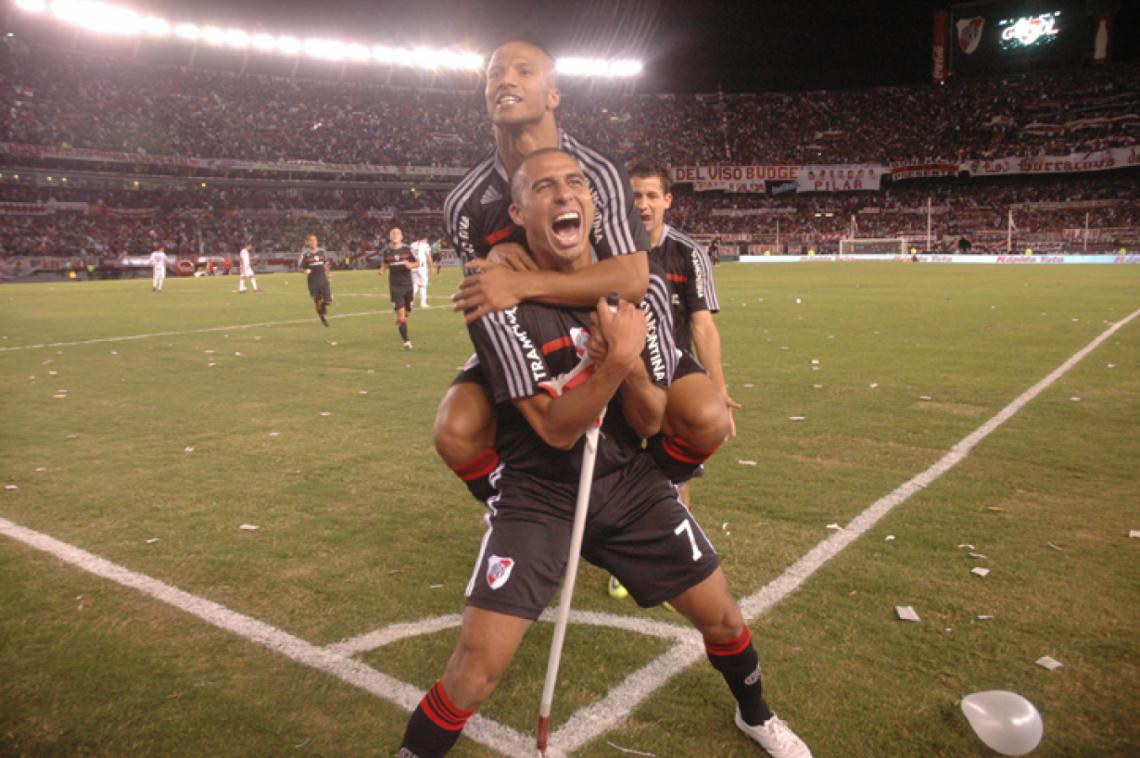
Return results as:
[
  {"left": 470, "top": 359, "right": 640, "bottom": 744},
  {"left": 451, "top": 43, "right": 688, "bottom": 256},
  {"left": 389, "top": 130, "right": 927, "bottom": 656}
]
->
[{"left": 550, "top": 210, "right": 583, "bottom": 249}]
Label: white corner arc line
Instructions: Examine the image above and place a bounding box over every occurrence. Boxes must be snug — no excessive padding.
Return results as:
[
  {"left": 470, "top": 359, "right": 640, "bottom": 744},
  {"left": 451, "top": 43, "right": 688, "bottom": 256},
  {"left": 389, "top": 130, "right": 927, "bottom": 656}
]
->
[
  {"left": 0, "top": 517, "right": 535, "bottom": 756},
  {"left": 548, "top": 307, "right": 1140, "bottom": 752},
  {"left": 0, "top": 310, "right": 389, "bottom": 353}
]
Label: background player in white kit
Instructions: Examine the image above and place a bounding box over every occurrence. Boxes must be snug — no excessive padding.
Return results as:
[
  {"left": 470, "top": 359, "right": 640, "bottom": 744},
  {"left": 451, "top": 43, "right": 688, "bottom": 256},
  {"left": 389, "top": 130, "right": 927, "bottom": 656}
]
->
[
  {"left": 411, "top": 236, "right": 432, "bottom": 308},
  {"left": 149, "top": 245, "right": 168, "bottom": 292},
  {"left": 238, "top": 241, "right": 260, "bottom": 293}
]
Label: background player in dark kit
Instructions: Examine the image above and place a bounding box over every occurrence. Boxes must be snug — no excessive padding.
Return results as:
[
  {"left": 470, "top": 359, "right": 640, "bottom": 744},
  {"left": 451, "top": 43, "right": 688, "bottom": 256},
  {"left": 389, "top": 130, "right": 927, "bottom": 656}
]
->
[
  {"left": 379, "top": 226, "right": 420, "bottom": 349},
  {"left": 435, "top": 40, "right": 728, "bottom": 505},
  {"left": 297, "top": 233, "right": 332, "bottom": 326},
  {"left": 398, "top": 148, "right": 810, "bottom": 758}
]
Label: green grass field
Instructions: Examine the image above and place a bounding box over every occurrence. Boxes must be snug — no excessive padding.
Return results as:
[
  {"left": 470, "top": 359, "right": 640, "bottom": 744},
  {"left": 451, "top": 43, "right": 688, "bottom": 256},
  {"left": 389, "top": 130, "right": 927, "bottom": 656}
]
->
[{"left": 1, "top": 263, "right": 1137, "bottom": 757}]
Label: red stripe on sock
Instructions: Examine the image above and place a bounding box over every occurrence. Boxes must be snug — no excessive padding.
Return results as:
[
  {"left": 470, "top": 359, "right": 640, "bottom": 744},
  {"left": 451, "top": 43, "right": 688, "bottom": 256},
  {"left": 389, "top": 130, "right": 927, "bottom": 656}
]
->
[
  {"left": 451, "top": 448, "right": 500, "bottom": 481},
  {"left": 422, "top": 681, "right": 474, "bottom": 731},
  {"left": 705, "top": 626, "right": 752, "bottom": 657},
  {"left": 662, "top": 436, "right": 718, "bottom": 465}
]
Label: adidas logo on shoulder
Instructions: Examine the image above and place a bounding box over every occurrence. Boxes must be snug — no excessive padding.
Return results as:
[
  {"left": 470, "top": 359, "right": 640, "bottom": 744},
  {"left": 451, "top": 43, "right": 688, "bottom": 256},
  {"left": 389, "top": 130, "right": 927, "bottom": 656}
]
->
[{"left": 480, "top": 184, "right": 503, "bottom": 205}]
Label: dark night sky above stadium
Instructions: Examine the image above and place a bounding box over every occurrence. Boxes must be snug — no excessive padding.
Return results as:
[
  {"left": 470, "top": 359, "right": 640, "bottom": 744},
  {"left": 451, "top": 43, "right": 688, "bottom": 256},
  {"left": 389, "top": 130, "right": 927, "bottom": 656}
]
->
[{"left": 137, "top": 0, "right": 1137, "bottom": 93}]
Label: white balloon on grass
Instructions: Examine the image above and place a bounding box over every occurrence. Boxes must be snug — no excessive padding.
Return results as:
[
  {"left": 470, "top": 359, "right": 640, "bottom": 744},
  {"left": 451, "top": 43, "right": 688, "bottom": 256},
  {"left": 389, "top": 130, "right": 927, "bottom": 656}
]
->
[{"left": 961, "top": 690, "right": 1043, "bottom": 756}]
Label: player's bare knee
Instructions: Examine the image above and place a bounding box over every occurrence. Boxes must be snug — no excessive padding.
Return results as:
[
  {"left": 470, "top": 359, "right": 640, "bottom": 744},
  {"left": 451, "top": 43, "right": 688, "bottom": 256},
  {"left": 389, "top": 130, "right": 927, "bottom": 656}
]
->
[
  {"left": 433, "top": 386, "right": 494, "bottom": 465},
  {"left": 666, "top": 376, "right": 730, "bottom": 449}
]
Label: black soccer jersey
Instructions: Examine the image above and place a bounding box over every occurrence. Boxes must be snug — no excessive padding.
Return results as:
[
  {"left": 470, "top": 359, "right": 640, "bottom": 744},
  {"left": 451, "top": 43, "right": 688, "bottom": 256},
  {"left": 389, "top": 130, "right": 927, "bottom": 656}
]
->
[
  {"left": 443, "top": 130, "right": 650, "bottom": 264},
  {"left": 383, "top": 245, "right": 416, "bottom": 290},
  {"left": 470, "top": 279, "right": 677, "bottom": 484},
  {"left": 651, "top": 225, "right": 720, "bottom": 350},
  {"left": 298, "top": 249, "right": 330, "bottom": 285}
]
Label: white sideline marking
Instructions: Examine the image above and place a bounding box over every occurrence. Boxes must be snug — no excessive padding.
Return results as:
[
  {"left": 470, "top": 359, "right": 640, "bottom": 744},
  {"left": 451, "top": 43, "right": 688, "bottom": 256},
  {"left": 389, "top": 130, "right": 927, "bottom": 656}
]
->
[
  {"left": 0, "top": 311, "right": 388, "bottom": 353},
  {"left": 1, "top": 308, "right": 1135, "bottom": 756},
  {"left": 548, "top": 306, "right": 1140, "bottom": 752}
]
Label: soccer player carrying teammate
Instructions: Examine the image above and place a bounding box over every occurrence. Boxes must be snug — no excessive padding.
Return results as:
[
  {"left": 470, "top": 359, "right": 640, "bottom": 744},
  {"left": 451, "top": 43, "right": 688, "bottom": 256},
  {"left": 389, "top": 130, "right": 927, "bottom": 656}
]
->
[
  {"left": 379, "top": 227, "right": 419, "bottom": 349},
  {"left": 149, "top": 244, "right": 167, "bottom": 292},
  {"left": 298, "top": 233, "right": 332, "bottom": 326},
  {"left": 435, "top": 39, "right": 727, "bottom": 506},
  {"left": 398, "top": 148, "right": 810, "bottom": 758},
  {"left": 237, "top": 240, "right": 260, "bottom": 293}
]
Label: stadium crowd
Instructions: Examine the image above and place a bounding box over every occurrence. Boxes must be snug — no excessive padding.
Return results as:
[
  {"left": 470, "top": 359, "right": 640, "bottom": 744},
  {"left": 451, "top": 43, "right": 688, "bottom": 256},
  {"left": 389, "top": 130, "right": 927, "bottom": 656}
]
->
[
  {"left": 2, "top": 42, "right": 1137, "bottom": 261},
  {"left": 3, "top": 45, "right": 1137, "bottom": 167}
]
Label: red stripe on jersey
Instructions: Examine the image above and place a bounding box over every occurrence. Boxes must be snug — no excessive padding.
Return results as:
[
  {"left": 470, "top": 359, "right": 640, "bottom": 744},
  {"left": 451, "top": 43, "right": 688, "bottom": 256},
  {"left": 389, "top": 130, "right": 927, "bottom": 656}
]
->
[
  {"left": 705, "top": 626, "right": 752, "bottom": 657},
  {"left": 563, "top": 365, "right": 594, "bottom": 392},
  {"left": 483, "top": 224, "right": 518, "bottom": 246},
  {"left": 452, "top": 448, "right": 501, "bottom": 481},
  {"left": 666, "top": 272, "right": 689, "bottom": 283},
  {"left": 541, "top": 336, "right": 573, "bottom": 356}
]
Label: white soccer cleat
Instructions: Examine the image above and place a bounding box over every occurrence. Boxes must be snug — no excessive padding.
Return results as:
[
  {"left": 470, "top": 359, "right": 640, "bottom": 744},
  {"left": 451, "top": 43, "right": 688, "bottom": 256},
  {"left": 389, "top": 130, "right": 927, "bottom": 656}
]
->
[
  {"left": 735, "top": 708, "right": 812, "bottom": 758},
  {"left": 403, "top": 341, "right": 413, "bottom": 350}
]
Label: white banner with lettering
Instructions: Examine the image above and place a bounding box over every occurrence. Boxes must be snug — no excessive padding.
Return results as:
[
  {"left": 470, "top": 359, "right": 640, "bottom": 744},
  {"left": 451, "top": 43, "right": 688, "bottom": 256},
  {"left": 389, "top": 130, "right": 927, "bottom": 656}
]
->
[
  {"left": 797, "top": 164, "right": 883, "bottom": 193},
  {"left": 671, "top": 165, "right": 798, "bottom": 193},
  {"left": 960, "top": 145, "right": 1140, "bottom": 177}
]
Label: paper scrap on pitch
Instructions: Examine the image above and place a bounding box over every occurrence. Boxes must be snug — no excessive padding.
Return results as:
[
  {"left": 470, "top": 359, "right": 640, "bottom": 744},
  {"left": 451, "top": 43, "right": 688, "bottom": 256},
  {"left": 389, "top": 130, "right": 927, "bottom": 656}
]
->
[
  {"left": 738, "top": 459, "right": 758, "bottom": 466},
  {"left": 429, "top": 583, "right": 444, "bottom": 589},
  {"left": 958, "top": 543, "right": 976, "bottom": 550},
  {"left": 869, "top": 382, "right": 879, "bottom": 389},
  {"left": 788, "top": 416, "right": 806, "bottom": 422},
  {"left": 1047, "top": 542, "right": 1064, "bottom": 551},
  {"left": 1070, "top": 396, "right": 1081, "bottom": 402},
  {"left": 976, "top": 615, "right": 994, "bottom": 621},
  {"left": 34, "top": 467, "right": 47, "bottom": 472},
  {"left": 1036, "top": 656, "right": 1063, "bottom": 671},
  {"left": 826, "top": 523, "right": 842, "bottom": 531},
  {"left": 885, "top": 534, "right": 896, "bottom": 541},
  {"left": 896, "top": 606, "right": 920, "bottom": 622},
  {"left": 810, "top": 359, "right": 820, "bottom": 365},
  {"left": 268, "top": 432, "right": 280, "bottom": 437},
  {"left": 4, "top": 484, "right": 18, "bottom": 491},
  {"left": 146, "top": 538, "right": 159, "bottom": 544},
  {"left": 358, "top": 390, "right": 368, "bottom": 395},
  {"left": 968, "top": 552, "right": 987, "bottom": 560},
  {"left": 743, "top": 383, "right": 754, "bottom": 388},
  {"left": 971, "top": 567, "right": 990, "bottom": 577},
  {"left": 605, "top": 741, "right": 657, "bottom": 757},
  {"left": 239, "top": 524, "right": 259, "bottom": 531},
  {"left": 1129, "top": 530, "right": 1140, "bottom": 539},
  {"left": 919, "top": 395, "right": 932, "bottom": 401},
  {"left": 184, "top": 446, "right": 194, "bottom": 453},
  {"left": 813, "top": 384, "right": 823, "bottom": 389},
  {"left": 320, "top": 411, "right": 333, "bottom": 417}
]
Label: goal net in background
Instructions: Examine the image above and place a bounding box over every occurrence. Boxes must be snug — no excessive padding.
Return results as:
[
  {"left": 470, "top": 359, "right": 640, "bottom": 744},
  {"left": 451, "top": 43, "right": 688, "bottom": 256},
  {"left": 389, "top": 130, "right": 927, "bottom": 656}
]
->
[{"left": 838, "top": 237, "right": 909, "bottom": 254}]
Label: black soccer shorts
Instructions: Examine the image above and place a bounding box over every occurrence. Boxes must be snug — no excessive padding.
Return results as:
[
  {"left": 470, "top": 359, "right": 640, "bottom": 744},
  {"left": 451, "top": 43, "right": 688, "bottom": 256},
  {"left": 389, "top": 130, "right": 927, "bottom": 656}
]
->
[
  {"left": 464, "top": 453, "right": 720, "bottom": 620},
  {"left": 309, "top": 281, "right": 332, "bottom": 303},
  {"left": 391, "top": 286, "right": 414, "bottom": 311},
  {"left": 673, "top": 349, "right": 707, "bottom": 380}
]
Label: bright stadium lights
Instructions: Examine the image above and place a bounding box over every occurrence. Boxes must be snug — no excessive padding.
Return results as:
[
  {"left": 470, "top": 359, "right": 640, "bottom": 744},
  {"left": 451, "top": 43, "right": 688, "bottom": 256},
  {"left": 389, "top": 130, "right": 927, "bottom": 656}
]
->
[
  {"left": 556, "top": 57, "right": 643, "bottom": 78},
  {"left": 276, "top": 35, "right": 302, "bottom": 56},
  {"left": 223, "top": 29, "right": 248, "bottom": 49},
  {"left": 141, "top": 17, "right": 169, "bottom": 37},
  {"left": 15, "top": 0, "right": 47, "bottom": 12},
  {"left": 346, "top": 43, "right": 370, "bottom": 63},
  {"left": 251, "top": 32, "right": 276, "bottom": 52},
  {"left": 174, "top": 23, "right": 200, "bottom": 41},
  {"left": 201, "top": 25, "right": 226, "bottom": 46}
]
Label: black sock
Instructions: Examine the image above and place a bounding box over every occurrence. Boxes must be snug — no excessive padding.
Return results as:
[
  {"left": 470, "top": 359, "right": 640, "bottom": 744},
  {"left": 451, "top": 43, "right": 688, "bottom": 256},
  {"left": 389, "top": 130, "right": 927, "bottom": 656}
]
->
[
  {"left": 398, "top": 321, "right": 409, "bottom": 341},
  {"left": 399, "top": 680, "right": 473, "bottom": 758},
  {"left": 449, "top": 448, "right": 500, "bottom": 502},
  {"left": 705, "top": 626, "right": 773, "bottom": 727},
  {"left": 647, "top": 433, "right": 718, "bottom": 485}
]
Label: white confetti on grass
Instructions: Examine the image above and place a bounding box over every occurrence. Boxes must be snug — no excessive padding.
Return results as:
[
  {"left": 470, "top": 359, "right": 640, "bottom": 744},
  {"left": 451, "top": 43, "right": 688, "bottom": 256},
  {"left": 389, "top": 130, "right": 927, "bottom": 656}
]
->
[
  {"left": 145, "top": 538, "right": 159, "bottom": 544},
  {"left": 976, "top": 615, "right": 994, "bottom": 621},
  {"left": 869, "top": 382, "right": 879, "bottom": 389},
  {"left": 184, "top": 447, "right": 194, "bottom": 453},
  {"left": 826, "top": 523, "right": 842, "bottom": 531},
  {"left": 319, "top": 411, "right": 333, "bottom": 417},
  {"left": 788, "top": 416, "right": 806, "bottom": 422},
  {"left": 884, "top": 535, "right": 896, "bottom": 541},
  {"left": 34, "top": 467, "right": 47, "bottom": 473},
  {"left": 919, "top": 395, "right": 932, "bottom": 401},
  {"left": 737, "top": 460, "right": 758, "bottom": 466},
  {"left": 4, "top": 484, "right": 18, "bottom": 491},
  {"left": 268, "top": 432, "right": 280, "bottom": 437},
  {"left": 1129, "top": 530, "right": 1140, "bottom": 539},
  {"left": 1070, "top": 396, "right": 1081, "bottom": 402},
  {"left": 971, "top": 567, "right": 990, "bottom": 577},
  {"left": 239, "top": 524, "right": 259, "bottom": 531},
  {"left": 1036, "top": 656, "right": 1063, "bottom": 671},
  {"left": 896, "top": 606, "right": 921, "bottom": 622}
]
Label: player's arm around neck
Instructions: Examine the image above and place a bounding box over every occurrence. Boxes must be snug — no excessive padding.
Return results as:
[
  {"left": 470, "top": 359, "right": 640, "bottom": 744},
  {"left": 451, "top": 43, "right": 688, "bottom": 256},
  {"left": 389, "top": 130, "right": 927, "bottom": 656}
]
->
[{"left": 458, "top": 251, "right": 648, "bottom": 324}]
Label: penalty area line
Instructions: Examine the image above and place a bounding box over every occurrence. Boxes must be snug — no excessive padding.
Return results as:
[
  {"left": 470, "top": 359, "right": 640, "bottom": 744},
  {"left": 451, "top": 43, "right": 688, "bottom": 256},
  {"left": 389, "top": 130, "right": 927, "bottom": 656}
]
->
[
  {"left": 0, "top": 310, "right": 389, "bottom": 353},
  {"left": 549, "top": 306, "right": 1140, "bottom": 752}
]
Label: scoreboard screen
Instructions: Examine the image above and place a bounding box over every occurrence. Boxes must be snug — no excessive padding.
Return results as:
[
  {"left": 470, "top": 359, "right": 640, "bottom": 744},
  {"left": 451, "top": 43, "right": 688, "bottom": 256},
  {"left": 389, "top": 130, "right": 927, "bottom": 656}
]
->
[{"left": 950, "top": 0, "right": 1085, "bottom": 74}]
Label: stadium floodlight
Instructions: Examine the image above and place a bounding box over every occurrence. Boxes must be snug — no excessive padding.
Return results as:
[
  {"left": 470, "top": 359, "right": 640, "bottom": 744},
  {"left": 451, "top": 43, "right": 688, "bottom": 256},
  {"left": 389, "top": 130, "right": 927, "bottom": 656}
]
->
[
  {"left": 223, "top": 29, "right": 248, "bottom": 49},
  {"left": 304, "top": 38, "right": 348, "bottom": 61},
  {"left": 413, "top": 46, "right": 439, "bottom": 70},
  {"left": 251, "top": 32, "right": 276, "bottom": 52},
  {"left": 346, "top": 43, "right": 371, "bottom": 62},
  {"left": 141, "top": 17, "right": 169, "bottom": 37},
  {"left": 201, "top": 25, "right": 226, "bottom": 46},
  {"left": 276, "top": 35, "right": 301, "bottom": 55},
  {"left": 15, "top": 0, "right": 48, "bottom": 13},
  {"left": 174, "top": 22, "right": 201, "bottom": 41},
  {"left": 556, "top": 56, "right": 643, "bottom": 78}
]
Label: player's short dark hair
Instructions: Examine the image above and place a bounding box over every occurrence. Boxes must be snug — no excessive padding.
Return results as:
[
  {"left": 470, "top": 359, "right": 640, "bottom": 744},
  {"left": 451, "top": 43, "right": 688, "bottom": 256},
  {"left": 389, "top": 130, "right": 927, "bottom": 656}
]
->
[
  {"left": 486, "top": 38, "right": 559, "bottom": 88},
  {"left": 627, "top": 158, "right": 672, "bottom": 194},
  {"left": 509, "top": 147, "right": 577, "bottom": 205}
]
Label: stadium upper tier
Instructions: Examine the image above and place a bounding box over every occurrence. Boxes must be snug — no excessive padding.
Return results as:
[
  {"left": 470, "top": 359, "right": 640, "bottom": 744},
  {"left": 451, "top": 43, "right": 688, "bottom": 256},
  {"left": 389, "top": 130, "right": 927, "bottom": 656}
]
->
[{"left": 2, "top": 43, "right": 1137, "bottom": 168}]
